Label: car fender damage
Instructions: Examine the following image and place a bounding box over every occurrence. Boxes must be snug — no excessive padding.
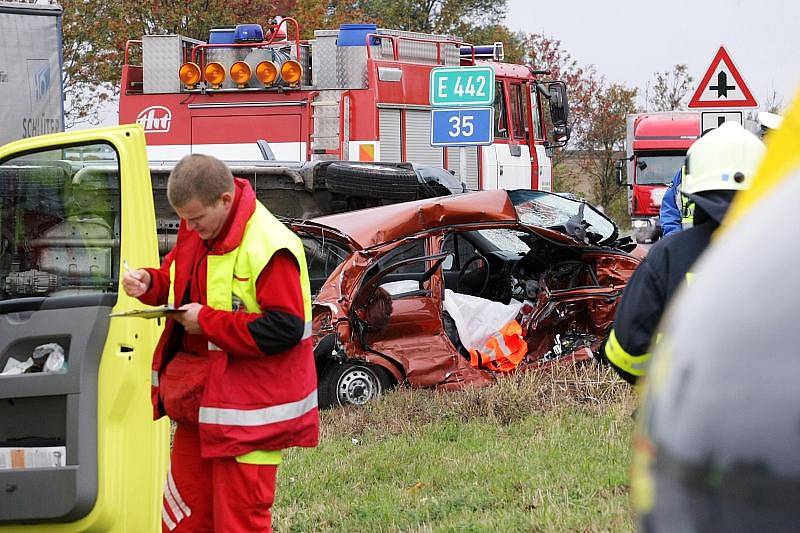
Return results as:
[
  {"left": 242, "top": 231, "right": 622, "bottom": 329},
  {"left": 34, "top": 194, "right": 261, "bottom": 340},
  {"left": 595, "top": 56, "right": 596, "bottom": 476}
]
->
[{"left": 308, "top": 190, "right": 642, "bottom": 406}]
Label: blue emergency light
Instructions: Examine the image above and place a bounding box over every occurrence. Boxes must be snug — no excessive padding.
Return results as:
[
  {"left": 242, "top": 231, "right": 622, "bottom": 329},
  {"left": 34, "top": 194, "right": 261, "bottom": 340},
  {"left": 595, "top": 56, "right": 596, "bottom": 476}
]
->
[
  {"left": 461, "top": 42, "right": 504, "bottom": 61},
  {"left": 234, "top": 24, "right": 264, "bottom": 43}
]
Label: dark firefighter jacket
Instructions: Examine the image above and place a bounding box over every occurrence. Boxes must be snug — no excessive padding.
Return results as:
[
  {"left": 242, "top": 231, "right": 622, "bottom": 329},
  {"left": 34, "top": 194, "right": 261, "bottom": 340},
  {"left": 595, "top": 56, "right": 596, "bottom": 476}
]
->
[{"left": 602, "top": 190, "right": 735, "bottom": 383}]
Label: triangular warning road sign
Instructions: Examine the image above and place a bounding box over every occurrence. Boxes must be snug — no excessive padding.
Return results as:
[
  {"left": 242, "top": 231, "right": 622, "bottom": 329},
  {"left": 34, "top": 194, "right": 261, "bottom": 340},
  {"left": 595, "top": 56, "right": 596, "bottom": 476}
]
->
[{"left": 688, "top": 46, "right": 758, "bottom": 109}]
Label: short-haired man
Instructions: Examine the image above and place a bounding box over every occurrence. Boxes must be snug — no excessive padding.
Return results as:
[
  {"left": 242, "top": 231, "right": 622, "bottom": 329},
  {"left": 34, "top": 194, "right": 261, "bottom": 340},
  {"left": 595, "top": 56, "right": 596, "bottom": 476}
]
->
[{"left": 122, "top": 154, "right": 318, "bottom": 532}]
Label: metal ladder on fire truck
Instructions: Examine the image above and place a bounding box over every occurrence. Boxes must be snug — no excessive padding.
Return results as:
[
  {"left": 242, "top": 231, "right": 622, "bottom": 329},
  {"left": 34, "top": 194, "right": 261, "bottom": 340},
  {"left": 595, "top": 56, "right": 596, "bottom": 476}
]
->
[{"left": 309, "top": 28, "right": 462, "bottom": 163}]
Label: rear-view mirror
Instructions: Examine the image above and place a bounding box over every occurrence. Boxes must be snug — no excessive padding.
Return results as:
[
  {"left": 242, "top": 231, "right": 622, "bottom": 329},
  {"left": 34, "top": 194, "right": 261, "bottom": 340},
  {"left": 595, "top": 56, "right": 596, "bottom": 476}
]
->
[
  {"left": 614, "top": 160, "right": 624, "bottom": 186},
  {"left": 546, "top": 81, "right": 569, "bottom": 127}
]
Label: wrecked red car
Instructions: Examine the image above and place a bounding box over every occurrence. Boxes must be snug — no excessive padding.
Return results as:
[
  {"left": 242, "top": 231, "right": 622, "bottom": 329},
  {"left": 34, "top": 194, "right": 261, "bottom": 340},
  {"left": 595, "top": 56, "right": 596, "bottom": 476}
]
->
[{"left": 291, "top": 189, "right": 641, "bottom": 408}]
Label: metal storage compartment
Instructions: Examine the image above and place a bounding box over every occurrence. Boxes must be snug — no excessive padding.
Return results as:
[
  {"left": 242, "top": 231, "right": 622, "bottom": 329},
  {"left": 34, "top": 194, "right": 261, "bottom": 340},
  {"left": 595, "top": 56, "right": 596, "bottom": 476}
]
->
[{"left": 142, "top": 34, "right": 203, "bottom": 93}]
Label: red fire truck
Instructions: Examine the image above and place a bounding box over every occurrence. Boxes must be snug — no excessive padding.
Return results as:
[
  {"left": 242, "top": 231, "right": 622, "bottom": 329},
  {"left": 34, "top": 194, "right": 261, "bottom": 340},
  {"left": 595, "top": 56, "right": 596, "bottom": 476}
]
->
[
  {"left": 118, "top": 18, "right": 571, "bottom": 192},
  {"left": 619, "top": 112, "right": 700, "bottom": 242}
]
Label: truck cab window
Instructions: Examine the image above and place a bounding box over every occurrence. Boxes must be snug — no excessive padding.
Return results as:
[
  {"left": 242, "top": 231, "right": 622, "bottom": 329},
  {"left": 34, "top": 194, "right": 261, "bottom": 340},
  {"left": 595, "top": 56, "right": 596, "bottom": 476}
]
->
[
  {"left": 510, "top": 84, "right": 530, "bottom": 141},
  {"left": 494, "top": 81, "right": 509, "bottom": 139},
  {"left": 530, "top": 85, "right": 543, "bottom": 140},
  {"left": 0, "top": 145, "right": 121, "bottom": 301}
]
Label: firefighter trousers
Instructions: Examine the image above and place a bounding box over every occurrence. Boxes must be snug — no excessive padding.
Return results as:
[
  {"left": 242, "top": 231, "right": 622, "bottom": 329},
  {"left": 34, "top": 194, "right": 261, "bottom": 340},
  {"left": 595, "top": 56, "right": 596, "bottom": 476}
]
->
[{"left": 162, "top": 423, "right": 277, "bottom": 532}]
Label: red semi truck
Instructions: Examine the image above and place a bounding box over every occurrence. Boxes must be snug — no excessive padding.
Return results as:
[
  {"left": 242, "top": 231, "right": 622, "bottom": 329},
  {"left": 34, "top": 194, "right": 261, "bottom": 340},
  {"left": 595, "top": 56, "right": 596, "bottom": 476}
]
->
[{"left": 620, "top": 112, "right": 700, "bottom": 243}]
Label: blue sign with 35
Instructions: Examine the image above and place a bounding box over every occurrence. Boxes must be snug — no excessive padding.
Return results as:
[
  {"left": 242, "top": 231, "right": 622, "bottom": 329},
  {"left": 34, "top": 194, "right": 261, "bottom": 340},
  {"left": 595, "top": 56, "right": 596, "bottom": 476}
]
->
[{"left": 430, "top": 107, "right": 494, "bottom": 147}]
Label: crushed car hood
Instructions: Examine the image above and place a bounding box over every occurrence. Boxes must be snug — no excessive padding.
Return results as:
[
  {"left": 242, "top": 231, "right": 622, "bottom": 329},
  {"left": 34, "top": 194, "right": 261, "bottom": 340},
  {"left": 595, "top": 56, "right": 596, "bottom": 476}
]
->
[
  {"left": 311, "top": 190, "right": 517, "bottom": 248},
  {"left": 310, "top": 189, "right": 620, "bottom": 249}
]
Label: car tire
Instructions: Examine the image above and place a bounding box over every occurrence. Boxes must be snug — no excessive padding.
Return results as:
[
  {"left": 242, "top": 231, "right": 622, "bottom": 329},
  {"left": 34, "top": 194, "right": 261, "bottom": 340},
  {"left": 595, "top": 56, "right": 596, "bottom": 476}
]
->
[
  {"left": 317, "top": 361, "right": 393, "bottom": 409},
  {"left": 325, "top": 162, "right": 419, "bottom": 202}
]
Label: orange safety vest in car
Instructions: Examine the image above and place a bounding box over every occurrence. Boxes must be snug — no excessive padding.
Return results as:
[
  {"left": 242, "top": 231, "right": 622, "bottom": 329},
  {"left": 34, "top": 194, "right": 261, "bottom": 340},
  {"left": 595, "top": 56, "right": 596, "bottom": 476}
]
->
[{"left": 469, "top": 320, "right": 528, "bottom": 373}]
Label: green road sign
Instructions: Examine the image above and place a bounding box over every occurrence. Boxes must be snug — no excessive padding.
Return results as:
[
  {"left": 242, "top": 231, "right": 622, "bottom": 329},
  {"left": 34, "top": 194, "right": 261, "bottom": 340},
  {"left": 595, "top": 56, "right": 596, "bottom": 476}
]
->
[{"left": 430, "top": 66, "right": 495, "bottom": 107}]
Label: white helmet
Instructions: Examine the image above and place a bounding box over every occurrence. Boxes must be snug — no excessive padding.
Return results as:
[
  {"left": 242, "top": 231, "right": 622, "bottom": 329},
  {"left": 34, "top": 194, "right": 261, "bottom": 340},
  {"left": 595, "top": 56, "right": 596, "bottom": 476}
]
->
[
  {"left": 682, "top": 122, "right": 765, "bottom": 196},
  {"left": 757, "top": 111, "right": 783, "bottom": 131}
]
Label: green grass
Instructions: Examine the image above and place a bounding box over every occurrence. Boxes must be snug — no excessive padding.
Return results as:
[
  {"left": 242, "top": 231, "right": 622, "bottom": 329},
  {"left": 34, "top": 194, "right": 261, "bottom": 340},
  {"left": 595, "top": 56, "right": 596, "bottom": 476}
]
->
[{"left": 273, "top": 364, "right": 636, "bottom": 532}]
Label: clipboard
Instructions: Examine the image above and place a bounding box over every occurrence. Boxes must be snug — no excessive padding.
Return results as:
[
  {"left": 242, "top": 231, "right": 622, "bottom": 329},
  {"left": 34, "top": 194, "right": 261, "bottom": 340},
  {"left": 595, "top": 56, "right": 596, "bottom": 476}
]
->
[{"left": 109, "top": 306, "right": 187, "bottom": 319}]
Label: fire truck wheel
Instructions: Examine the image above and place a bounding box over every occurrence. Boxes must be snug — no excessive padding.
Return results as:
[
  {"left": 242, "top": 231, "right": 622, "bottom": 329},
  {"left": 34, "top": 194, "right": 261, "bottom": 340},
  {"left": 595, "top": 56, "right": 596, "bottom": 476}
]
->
[{"left": 325, "top": 162, "right": 419, "bottom": 201}]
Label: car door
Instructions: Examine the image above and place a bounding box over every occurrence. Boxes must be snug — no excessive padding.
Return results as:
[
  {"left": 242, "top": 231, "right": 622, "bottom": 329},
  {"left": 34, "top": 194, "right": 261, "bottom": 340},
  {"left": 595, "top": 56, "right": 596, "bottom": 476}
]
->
[
  {"left": 0, "top": 125, "right": 168, "bottom": 531},
  {"left": 349, "top": 243, "right": 466, "bottom": 389}
]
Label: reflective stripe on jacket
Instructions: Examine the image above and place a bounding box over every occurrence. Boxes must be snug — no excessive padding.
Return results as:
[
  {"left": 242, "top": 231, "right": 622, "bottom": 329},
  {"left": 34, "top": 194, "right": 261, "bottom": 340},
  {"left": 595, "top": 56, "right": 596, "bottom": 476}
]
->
[
  {"left": 603, "top": 218, "right": 720, "bottom": 384},
  {"left": 604, "top": 329, "right": 650, "bottom": 379}
]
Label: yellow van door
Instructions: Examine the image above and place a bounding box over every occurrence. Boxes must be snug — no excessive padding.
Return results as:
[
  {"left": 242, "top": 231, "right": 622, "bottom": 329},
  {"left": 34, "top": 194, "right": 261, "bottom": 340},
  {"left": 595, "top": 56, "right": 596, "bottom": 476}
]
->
[{"left": 0, "top": 125, "right": 169, "bottom": 532}]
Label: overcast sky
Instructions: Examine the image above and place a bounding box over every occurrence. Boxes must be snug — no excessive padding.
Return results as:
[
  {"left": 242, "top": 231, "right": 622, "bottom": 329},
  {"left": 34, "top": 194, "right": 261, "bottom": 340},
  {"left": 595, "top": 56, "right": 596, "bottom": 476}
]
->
[
  {"left": 80, "top": 0, "right": 799, "bottom": 129},
  {"left": 506, "top": 0, "right": 800, "bottom": 112}
]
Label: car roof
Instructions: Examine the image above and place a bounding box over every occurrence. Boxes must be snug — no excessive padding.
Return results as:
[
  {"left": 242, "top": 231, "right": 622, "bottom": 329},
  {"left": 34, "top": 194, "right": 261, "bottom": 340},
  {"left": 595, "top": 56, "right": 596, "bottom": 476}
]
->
[{"left": 311, "top": 190, "right": 518, "bottom": 248}]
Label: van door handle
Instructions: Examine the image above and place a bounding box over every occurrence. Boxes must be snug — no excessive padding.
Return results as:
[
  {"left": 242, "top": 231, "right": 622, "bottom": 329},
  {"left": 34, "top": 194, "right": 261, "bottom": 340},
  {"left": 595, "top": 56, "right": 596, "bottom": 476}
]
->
[{"left": 117, "top": 345, "right": 134, "bottom": 358}]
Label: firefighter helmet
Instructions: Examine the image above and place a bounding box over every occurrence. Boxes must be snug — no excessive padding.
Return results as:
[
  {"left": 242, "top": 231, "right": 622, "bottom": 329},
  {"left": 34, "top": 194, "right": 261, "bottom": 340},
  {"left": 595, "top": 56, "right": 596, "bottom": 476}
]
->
[
  {"left": 681, "top": 122, "right": 765, "bottom": 196},
  {"left": 633, "top": 95, "right": 800, "bottom": 532},
  {"left": 757, "top": 111, "right": 783, "bottom": 132}
]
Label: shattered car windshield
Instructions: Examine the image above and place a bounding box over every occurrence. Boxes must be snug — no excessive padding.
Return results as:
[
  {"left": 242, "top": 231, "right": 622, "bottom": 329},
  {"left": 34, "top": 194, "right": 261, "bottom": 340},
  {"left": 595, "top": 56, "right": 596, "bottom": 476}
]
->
[
  {"left": 507, "top": 190, "right": 617, "bottom": 245},
  {"left": 477, "top": 229, "right": 530, "bottom": 254}
]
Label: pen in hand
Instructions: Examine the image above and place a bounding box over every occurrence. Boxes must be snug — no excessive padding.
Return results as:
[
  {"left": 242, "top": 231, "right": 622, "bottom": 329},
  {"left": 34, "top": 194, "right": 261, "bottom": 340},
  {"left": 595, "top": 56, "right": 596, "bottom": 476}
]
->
[{"left": 122, "top": 260, "right": 149, "bottom": 297}]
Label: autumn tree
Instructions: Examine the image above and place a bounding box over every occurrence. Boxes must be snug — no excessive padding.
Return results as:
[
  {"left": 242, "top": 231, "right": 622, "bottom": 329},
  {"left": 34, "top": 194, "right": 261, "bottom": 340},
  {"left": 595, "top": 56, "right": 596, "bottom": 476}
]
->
[
  {"left": 60, "top": 0, "right": 514, "bottom": 124},
  {"left": 289, "top": 0, "right": 367, "bottom": 39},
  {"left": 762, "top": 87, "right": 784, "bottom": 114},
  {"left": 577, "top": 83, "right": 638, "bottom": 223},
  {"left": 648, "top": 63, "right": 693, "bottom": 111},
  {"left": 61, "top": 0, "right": 295, "bottom": 125},
  {"left": 520, "top": 33, "right": 602, "bottom": 194},
  {"left": 350, "top": 0, "right": 506, "bottom": 35}
]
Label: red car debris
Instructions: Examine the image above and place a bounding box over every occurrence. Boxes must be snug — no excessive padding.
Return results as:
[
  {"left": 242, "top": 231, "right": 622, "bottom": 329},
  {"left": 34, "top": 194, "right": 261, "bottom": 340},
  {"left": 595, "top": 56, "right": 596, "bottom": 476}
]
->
[{"left": 291, "top": 189, "right": 642, "bottom": 408}]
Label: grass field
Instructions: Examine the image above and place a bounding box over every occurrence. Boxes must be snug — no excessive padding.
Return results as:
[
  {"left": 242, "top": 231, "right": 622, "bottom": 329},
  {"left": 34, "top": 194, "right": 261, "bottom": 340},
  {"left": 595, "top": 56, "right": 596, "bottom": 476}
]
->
[{"left": 273, "top": 363, "right": 637, "bottom": 532}]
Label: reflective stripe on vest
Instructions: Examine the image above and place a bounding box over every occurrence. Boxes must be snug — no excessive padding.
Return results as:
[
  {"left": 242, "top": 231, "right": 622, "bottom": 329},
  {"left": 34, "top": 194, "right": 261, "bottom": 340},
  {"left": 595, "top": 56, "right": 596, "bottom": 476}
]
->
[
  {"left": 168, "top": 262, "right": 176, "bottom": 307},
  {"left": 604, "top": 329, "right": 650, "bottom": 377},
  {"left": 199, "top": 389, "right": 318, "bottom": 427},
  {"left": 679, "top": 192, "right": 695, "bottom": 230},
  {"left": 469, "top": 320, "right": 527, "bottom": 373}
]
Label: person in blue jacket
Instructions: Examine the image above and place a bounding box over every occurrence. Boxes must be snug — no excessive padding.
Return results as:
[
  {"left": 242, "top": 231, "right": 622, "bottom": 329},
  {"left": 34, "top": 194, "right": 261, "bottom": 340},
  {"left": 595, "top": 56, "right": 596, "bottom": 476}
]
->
[{"left": 659, "top": 169, "right": 683, "bottom": 237}]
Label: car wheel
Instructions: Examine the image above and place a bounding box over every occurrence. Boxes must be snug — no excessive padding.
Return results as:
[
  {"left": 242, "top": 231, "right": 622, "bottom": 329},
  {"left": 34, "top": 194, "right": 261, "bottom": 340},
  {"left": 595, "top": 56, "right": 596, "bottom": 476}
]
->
[
  {"left": 325, "top": 162, "right": 419, "bottom": 202},
  {"left": 318, "top": 361, "right": 393, "bottom": 408}
]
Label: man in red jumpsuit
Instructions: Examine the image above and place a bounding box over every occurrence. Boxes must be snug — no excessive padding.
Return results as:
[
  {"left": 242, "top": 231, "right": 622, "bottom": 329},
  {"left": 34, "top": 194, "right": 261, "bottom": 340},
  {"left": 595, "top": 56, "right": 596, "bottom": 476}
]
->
[{"left": 122, "top": 154, "right": 318, "bottom": 532}]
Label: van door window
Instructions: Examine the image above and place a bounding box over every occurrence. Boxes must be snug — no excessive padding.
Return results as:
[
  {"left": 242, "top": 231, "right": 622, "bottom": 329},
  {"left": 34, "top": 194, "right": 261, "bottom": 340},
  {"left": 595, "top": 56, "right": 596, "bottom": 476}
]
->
[
  {"left": 0, "top": 145, "right": 121, "bottom": 300},
  {"left": 493, "top": 81, "right": 509, "bottom": 139}
]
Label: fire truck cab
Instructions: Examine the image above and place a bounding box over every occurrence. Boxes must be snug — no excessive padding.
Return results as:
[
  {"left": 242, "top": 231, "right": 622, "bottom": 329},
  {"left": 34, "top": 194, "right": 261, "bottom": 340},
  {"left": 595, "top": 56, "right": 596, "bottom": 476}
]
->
[
  {"left": 620, "top": 112, "right": 700, "bottom": 242},
  {"left": 119, "top": 19, "right": 571, "bottom": 192}
]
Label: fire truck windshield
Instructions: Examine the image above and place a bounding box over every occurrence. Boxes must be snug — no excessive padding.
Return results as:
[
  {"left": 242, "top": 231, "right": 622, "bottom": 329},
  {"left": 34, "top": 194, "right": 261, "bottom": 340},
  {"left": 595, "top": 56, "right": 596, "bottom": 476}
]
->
[{"left": 635, "top": 154, "right": 685, "bottom": 185}]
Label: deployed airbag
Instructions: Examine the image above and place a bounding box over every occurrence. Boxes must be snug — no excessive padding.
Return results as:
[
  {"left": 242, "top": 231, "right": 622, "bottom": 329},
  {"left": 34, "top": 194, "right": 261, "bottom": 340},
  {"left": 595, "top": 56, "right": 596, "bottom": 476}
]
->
[{"left": 443, "top": 289, "right": 522, "bottom": 351}]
